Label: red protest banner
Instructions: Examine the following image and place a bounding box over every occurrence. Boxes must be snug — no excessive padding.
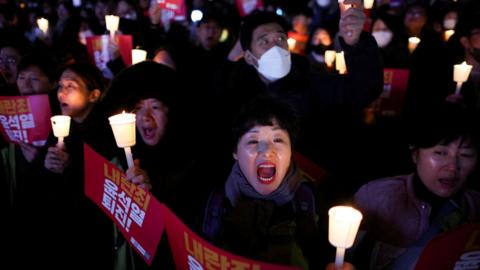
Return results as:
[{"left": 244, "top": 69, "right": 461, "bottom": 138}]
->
[
  {"left": 414, "top": 223, "right": 480, "bottom": 270},
  {"left": 84, "top": 144, "right": 164, "bottom": 265},
  {"left": 161, "top": 204, "right": 301, "bottom": 270},
  {"left": 368, "top": 68, "right": 410, "bottom": 118},
  {"left": 86, "top": 34, "right": 133, "bottom": 70},
  {"left": 236, "top": 0, "right": 264, "bottom": 17},
  {"left": 157, "top": 0, "right": 183, "bottom": 12},
  {"left": 0, "top": 94, "right": 51, "bottom": 146},
  {"left": 157, "top": 0, "right": 187, "bottom": 22}
]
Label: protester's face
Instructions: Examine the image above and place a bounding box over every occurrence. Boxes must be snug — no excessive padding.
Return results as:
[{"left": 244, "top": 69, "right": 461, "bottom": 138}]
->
[
  {"left": 249, "top": 23, "right": 288, "bottom": 59},
  {"left": 17, "top": 66, "right": 53, "bottom": 95},
  {"left": 0, "top": 47, "right": 21, "bottom": 84},
  {"left": 404, "top": 6, "right": 427, "bottom": 33},
  {"left": 135, "top": 98, "right": 169, "bottom": 146},
  {"left": 197, "top": 20, "right": 222, "bottom": 51},
  {"left": 233, "top": 121, "right": 292, "bottom": 196},
  {"left": 57, "top": 70, "right": 99, "bottom": 122},
  {"left": 292, "top": 14, "right": 310, "bottom": 35},
  {"left": 312, "top": 28, "right": 332, "bottom": 46},
  {"left": 412, "top": 137, "right": 477, "bottom": 198},
  {"left": 468, "top": 29, "right": 480, "bottom": 50},
  {"left": 95, "top": 2, "right": 108, "bottom": 21}
]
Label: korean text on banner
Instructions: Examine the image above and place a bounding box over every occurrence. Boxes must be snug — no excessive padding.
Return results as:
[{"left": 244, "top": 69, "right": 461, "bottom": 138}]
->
[
  {"left": 161, "top": 204, "right": 301, "bottom": 270},
  {"left": 414, "top": 223, "right": 480, "bottom": 270},
  {"left": 368, "top": 68, "right": 409, "bottom": 118},
  {"left": 157, "top": 0, "right": 187, "bottom": 21},
  {"left": 84, "top": 144, "right": 164, "bottom": 265},
  {"left": 0, "top": 94, "right": 51, "bottom": 146}
]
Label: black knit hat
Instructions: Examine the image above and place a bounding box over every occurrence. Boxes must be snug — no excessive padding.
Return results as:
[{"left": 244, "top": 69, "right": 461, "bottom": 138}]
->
[
  {"left": 105, "top": 61, "right": 179, "bottom": 113},
  {"left": 239, "top": 11, "right": 290, "bottom": 51}
]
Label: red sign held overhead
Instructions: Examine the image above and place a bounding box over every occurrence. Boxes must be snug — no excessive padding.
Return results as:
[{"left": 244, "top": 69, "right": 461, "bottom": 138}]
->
[
  {"left": 86, "top": 35, "right": 133, "bottom": 73},
  {"left": 0, "top": 95, "right": 51, "bottom": 146},
  {"left": 236, "top": 0, "right": 264, "bottom": 17},
  {"left": 84, "top": 144, "right": 165, "bottom": 265}
]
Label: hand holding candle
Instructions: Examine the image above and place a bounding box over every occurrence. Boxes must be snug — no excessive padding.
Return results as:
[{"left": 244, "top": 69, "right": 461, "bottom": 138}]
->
[
  {"left": 328, "top": 206, "right": 363, "bottom": 269},
  {"left": 109, "top": 111, "right": 136, "bottom": 169},
  {"left": 105, "top": 15, "right": 120, "bottom": 40},
  {"left": 50, "top": 115, "right": 71, "bottom": 149},
  {"left": 453, "top": 61, "right": 473, "bottom": 96}
]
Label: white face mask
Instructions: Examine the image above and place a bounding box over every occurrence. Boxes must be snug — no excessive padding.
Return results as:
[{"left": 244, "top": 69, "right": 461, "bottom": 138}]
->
[
  {"left": 372, "top": 30, "right": 393, "bottom": 48},
  {"left": 316, "top": 0, "right": 331, "bottom": 7},
  {"left": 253, "top": 46, "right": 291, "bottom": 82},
  {"left": 443, "top": 19, "right": 456, "bottom": 30}
]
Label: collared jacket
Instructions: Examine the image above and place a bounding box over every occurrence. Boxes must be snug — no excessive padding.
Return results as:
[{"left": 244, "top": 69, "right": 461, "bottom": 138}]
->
[{"left": 354, "top": 174, "right": 480, "bottom": 269}]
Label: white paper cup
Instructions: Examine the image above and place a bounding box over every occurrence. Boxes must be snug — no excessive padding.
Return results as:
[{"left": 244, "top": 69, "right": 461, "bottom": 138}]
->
[
  {"left": 109, "top": 113, "right": 136, "bottom": 148},
  {"left": 328, "top": 206, "right": 363, "bottom": 248},
  {"left": 50, "top": 115, "right": 71, "bottom": 138}
]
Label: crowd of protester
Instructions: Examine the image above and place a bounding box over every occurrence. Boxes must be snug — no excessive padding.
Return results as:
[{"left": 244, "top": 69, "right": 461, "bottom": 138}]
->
[{"left": 1, "top": 0, "right": 480, "bottom": 269}]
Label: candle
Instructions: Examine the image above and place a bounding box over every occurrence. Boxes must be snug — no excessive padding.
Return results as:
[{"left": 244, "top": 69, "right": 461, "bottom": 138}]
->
[
  {"left": 105, "top": 15, "right": 120, "bottom": 39},
  {"left": 287, "top": 38, "right": 296, "bottom": 52},
  {"left": 328, "top": 206, "right": 363, "bottom": 269},
  {"left": 132, "top": 49, "right": 147, "bottom": 65},
  {"left": 444, "top": 30, "right": 455, "bottom": 41},
  {"left": 109, "top": 111, "right": 136, "bottom": 168},
  {"left": 50, "top": 115, "right": 71, "bottom": 148},
  {"left": 335, "top": 51, "right": 347, "bottom": 74},
  {"left": 325, "top": 50, "right": 336, "bottom": 68},
  {"left": 37, "top": 18, "right": 49, "bottom": 35},
  {"left": 453, "top": 61, "right": 473, "bottom": 95},
  {"left": 364, "top": 0, "right": 375, "bottom": 9},
  {"left": 408, "top": 37, "right": 421, "bottom": 53}
]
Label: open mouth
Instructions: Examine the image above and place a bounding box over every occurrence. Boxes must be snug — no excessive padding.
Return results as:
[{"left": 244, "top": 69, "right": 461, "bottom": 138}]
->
[
  {"left": 438, "top": 177, "right": 459, "bottom": 189},
  {"left": 257, "top": 162, "right": 276, "bottom": 184},
  {"left": 142, "top": 127, "right": 156, "bottom": 140}
]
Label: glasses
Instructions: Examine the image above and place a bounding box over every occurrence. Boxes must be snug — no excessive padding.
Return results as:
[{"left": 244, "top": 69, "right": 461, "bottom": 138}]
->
[{"left": 0, "top": 57, "right": 17, "bottom": 65}]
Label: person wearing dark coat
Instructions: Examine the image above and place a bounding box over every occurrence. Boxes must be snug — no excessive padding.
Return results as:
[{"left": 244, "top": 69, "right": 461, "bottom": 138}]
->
[
  {"left": 211, "top": 5, "right": 383, "bottom": 198},
  {"left": 105, "top": 61, "right": 215, "bottom": 269}
]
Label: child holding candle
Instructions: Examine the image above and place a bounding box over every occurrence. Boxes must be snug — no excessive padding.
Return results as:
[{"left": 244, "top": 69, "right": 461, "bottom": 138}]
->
[
  {"left": 201, "top": 97, "right": 334, "bottom": 269},
  {"left": 353, "top": 103, "right": 480, "bottom": 270}
]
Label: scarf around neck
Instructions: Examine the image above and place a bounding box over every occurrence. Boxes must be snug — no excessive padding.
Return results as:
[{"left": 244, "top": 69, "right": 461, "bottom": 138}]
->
[{"left": 225, "top": 161, "right": 304, "bottom": 207}]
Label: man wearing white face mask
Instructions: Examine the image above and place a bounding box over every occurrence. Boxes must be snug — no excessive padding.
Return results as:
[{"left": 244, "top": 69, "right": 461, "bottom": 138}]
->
[{"left": 212, "top": 2, "right": 383, "bottom": 195}]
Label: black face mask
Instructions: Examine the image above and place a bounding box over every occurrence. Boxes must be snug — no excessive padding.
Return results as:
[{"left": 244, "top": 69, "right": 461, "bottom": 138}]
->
[
  {"left": 471, "top": 47, "right": 480, "bottom": 64},
  {"left": 311, "top": 44, "right": 329, "bottom": 54}
]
